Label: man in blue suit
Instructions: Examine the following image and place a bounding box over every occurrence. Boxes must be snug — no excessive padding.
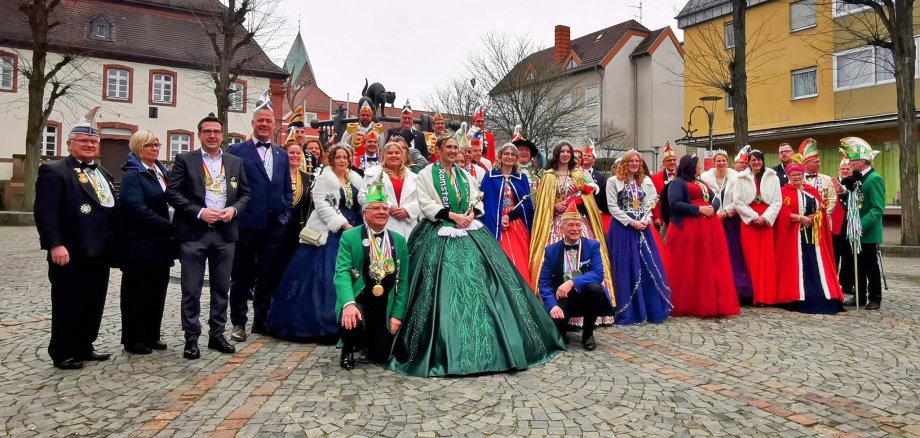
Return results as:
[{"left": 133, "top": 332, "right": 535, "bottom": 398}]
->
[
  {"left": 227, "top": 103, "right": 293, "bottom": 341},
  {"left": 538, "top": 203, "right": 614, "bottom": 351}
]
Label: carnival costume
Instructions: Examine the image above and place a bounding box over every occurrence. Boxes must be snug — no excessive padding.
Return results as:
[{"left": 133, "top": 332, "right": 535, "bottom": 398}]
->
[
  {"left": 481, "top": 163, "right": 535, "bottom": 284},
  {"left": 735, "top": 155, "right": 783, "bottom": 305}
]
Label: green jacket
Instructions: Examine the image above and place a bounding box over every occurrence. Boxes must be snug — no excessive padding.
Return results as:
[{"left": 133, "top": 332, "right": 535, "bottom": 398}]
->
[
  {"left": 334, "top": 225, "right": 410, "bottom": 324},
  {"left": 859, "top": 169, "right": 885, "bottom": 244}
]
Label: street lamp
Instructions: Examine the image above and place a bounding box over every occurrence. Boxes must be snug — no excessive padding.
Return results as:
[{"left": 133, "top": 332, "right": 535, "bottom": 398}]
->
[{"left": 686, "top": 96, "right": 722, "bottom": 151}]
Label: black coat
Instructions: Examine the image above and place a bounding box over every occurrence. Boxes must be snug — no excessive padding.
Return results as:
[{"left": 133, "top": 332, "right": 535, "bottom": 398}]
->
[
  {"left": 386, "top": 127, "right": 430, "bottom": 160},
  {"left": 34, "top": 155, "right": 119, "bottom": 262},
  {"left": 773, "top": 163, "right": 789, "bottom": 187},
  {"left": 666, "top": 178, "right": 720, "bottom": 228},
  {"left": 166, "top": 149, "right": 250, "bottom": 242},
  {"left": 118, "top": 153, "right": 178, "bottom": 269}
]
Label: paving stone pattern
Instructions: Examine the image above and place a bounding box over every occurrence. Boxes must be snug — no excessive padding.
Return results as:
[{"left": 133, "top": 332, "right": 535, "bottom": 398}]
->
[{"left": 1, "top": 226, "right": 918, "bottom": 437}]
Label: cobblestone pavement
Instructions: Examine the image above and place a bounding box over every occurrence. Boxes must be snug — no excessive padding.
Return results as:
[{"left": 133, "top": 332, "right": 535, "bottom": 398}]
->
[{"left": 1, "top": 226, "right": 918, "bottom": 438}]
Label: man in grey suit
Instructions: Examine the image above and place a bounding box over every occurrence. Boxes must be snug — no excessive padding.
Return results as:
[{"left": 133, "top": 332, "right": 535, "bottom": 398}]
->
[{"left": 167, "top": 113, "right": 250, "bottom": 359}]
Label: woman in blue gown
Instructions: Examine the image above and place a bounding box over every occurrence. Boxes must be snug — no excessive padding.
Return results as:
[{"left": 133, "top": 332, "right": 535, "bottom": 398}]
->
[
  {"left": 268, "top": 144, "right": 366, "bottom": 342},
  {"left": 605, "top": 150, "right": 671, "bottom": 325}
]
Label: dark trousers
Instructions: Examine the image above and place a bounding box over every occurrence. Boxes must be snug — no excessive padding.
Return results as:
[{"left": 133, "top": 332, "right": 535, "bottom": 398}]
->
[
  {"left": 48, "top": 257, "right": 109, "bottom": 363},
  {"left": 833, "top": 233, "right": 854, "bottom": 294},
  {"left": 855, "top": 243, "right": 882, "bottom": 305},
  {"left": 341, "top": 292, "right": 393, "bottom": 363},
  {"left": 553, "top": 283, "right": 608, "bottom": 341},
  {"left": 120, "top": 266, "right": 170, "bottom": 347},
  {"left": 229, "top": 222, "right": 285, "bottom": 329},
  {"left": 180, "top": 229, "right": 235, "bottom": 341}
]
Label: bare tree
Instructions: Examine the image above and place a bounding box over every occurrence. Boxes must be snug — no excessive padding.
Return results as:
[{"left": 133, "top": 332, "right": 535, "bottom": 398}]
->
[
  {"left": 18, "top": 0, "right": 83, "bottom": 212},
  {"left": 198, "top": 0, "right": 283, "bottom": 142},
  {"left": 426, "top": 33, "right": 588, "bottom": 153},
  {"left": 422, "top": 77, "right": 482, "bottom": 122},
  {"left": 677, "top": 1, "right": 787, "bottom": 150},
  {"left": 813, "top": 0, "right": 918, "bottom": 245}
]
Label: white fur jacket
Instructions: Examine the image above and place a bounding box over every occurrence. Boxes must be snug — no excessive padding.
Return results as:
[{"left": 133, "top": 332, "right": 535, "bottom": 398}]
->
[
  {"left": 734, "top": 167, "right": 782, "bottom": 225},
  {"left": 700, "top": 168, "right": 740, "bottom": 216},
  {"left": 302, "top": 166, "right": 366, "bottom": 245}
]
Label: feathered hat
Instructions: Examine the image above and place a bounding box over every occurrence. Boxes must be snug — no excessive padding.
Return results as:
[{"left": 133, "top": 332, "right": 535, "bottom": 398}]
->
[
  {"left": 839, "top": 137, "right": 880, "bottom": 162},
  {"left": 584, "top": 139, "right": 597, "bottom": 157},
  {"left": 71, "top": 106, "right": 101, "bottom": 136},
  {"left": 400, "top": 99, "right": 413, "bottom": 116},
  {"left": 254, "top": 89, "right": 272, "bottom": 114},
  {"left": 455, "top": 122, "right": 472, "bottom": 150},
  {"left": 661, "top": 141, "right": 676, "bottom": 160},
  {"left": 365, "top": 179, "right": 389, "bottom": 206},
  {"left": 511, "top": 124, "right": 539, "bottom": 158},
  {"left": 798, "top": 138, "right": 820, "bottom": 162},
  {"left": 786, "top": 152, "right": 806, "bottom": 175},
  {"left": 358, "top": 100, "right": 373, "bottom": 116},
  {"left": 734, "top": 145, "right": 751, "bottom": 163},
  {"left": 472, "top": 106, "right": 485, "bottom": 123},
  {"left": 288, "top": 105, "right": 305, "bottom": 128}
]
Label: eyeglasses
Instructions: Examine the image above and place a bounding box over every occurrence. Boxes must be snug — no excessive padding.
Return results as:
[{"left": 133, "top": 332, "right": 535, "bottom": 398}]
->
[
  {"left": 143, "top": 143, "right": 161, "bottom": 149},
  {"left": 200, "top": 129, "right": 223, "bottom": 136}
]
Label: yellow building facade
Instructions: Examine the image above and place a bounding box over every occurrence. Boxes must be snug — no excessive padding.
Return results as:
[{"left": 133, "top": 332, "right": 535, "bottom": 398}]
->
[{"left": 677, "top": 0, "right": 920, "bottom": 205}]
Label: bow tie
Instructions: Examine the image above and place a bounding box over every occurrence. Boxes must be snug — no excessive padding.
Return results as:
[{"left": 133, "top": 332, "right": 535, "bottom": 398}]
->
[
  {"left": 366, "top": 156, "right": 379, "bottom": 162},
  {"left": 564, "top": 243, "right": 579, "bottom": 251},
  {"left": 80, "top": 162, "right": 97, "bottom": 171},
  {"left": 806, "top": 173, "right": 817, "bottom": 178},
  {"left": 256, "top": 141, "right": 271, "bottom": 149}
]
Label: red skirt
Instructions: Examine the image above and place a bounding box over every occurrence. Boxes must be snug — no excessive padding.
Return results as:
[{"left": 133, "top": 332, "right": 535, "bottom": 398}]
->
[
  {"left": 500, "top": 219, "right": 532, "bottom": 288},
  {"left": 740, "top": 203, "right": 780, "bottom": 305},
  {"left": 665, "top": 215, "right": 740, "bottom": 317}
]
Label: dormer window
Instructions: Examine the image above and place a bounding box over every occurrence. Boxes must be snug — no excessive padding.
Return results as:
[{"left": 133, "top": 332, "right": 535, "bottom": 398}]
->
[
  {"left": 595, "top": 33, "right": 603, "bottom": 41},
  {"left": 567, "top": 59, "right": 577, "bottom": 70},
  {"left": 89, "top": 16, "right": 113, "bottom": 41}
]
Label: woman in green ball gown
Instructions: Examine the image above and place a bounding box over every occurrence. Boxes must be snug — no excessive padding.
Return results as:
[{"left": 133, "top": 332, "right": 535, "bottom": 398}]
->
[{"left": 386, "top": 129, "right": 565, "bottom": 377}]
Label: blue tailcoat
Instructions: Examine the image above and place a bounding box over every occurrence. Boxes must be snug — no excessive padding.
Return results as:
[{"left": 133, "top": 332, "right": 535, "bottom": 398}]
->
[
  {"left": 538, "top": 237, "right": 613, "bottom": 311},
  {"left": 480, "top": 169, "right": 534, "bottom": 240}
]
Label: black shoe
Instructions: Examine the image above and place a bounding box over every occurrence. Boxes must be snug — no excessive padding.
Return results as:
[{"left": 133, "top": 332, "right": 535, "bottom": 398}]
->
[
  {"left": 183, "top": 340, "right": 200, "bottom": 359},
  {"left": 340, "top": 350, "right": 356, "bottom": 370},
  {"left": 843, "top": 298, "right": 857, "bottom": 307},
  {"left": 208, "top": 335, "right": 236, "bottom": 354},
  {"left": 582, "top": 336, "right": 597, "bottom": 351},
  {"left": 865, "top": 302, "right": 881, "bottom": 310},
  {"left": 125, "top": 343, "right": 153, "bottom": 355},
  {"left": 82, "top": 351, "right": 111, "bottom": 361},
  {"left": 151, "top": 340, "right": 167, "bottom": 351},
  {"left": 53, "top": 358, "right": 84, "bottom": 370}
]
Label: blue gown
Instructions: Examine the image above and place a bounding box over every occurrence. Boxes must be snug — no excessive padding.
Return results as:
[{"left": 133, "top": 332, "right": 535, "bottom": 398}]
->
[
  {"left": 268, "top": 185, "right": 363, "bottom": 341},
  {"left": 793, "top": 194, "right": 844, "bottom": 315},
  {"left": 606, "top": 181, "right": 672, "bottom": 325}
]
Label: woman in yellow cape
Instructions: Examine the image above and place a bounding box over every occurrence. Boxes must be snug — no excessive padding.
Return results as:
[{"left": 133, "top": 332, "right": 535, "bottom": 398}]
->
[{"left": 528, "top": 141, "right": 614, "bottom": 304}]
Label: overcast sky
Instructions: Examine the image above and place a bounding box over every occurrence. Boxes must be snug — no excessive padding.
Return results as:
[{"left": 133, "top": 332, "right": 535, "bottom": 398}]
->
[{"left": 263, "top": 0, "right": 687, "bottom": 112}]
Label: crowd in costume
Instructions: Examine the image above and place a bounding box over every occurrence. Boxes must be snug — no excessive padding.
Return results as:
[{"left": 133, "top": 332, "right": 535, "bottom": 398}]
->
[{"left": 35, "top": 95, "right": 887, "bottom": 372}]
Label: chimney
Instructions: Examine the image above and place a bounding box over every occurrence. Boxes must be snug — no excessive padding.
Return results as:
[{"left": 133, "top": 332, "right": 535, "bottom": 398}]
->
[{"left": 554, "top": 25, "right": 570, "bottom": 64}]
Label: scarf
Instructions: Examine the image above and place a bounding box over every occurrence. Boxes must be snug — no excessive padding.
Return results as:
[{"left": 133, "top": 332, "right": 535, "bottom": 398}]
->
[{"left": 433, "top": 162, "right": 469, "bottom": 227}]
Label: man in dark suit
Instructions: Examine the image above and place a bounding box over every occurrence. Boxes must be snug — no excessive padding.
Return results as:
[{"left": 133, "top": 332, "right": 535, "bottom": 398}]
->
[
  {"left": 167, "top": 113, "right": 250, "bottom": 359},
  {"left": 580, "top": 143, "right": 609, "bottom": 215},
  {"left": 35, "top": 121, "right": 118, "bottom": 369},
  {"left": 227, "top": 105, "right": 293, "bottom": 341},
  {"left": 773, "top": 142, "right": 793, "bottom": 186},
  {"left": 538, "top": 203, "right": 615, "bottom": 351},
  {"left": 386, "top": 100, "right": 429, "bottom": 161}
]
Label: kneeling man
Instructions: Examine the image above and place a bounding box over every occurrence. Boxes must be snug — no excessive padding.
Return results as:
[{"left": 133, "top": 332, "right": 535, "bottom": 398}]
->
[
  {"left": 335, "top": 183, "right": 409, "bottom": 369},
  {"left": 538, "top": 202, "right": 615, "bottom": 350}
]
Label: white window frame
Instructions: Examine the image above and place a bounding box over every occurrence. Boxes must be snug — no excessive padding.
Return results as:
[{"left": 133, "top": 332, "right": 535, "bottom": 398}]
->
[
  {"left": 725, "top": 21, "right": 735, "bottom": 49},
  {"left": 832, "top": 44, "right": 907, "bottom": 91},
  {"left": 169, "top": 133, "right": 191, "bottom": 160},
  {"left": 725, "top": 89, "right": 734, "bottom": 111},
  {"left": 0, "top": 55, "right": 14, "bottom": 91},
  {"left": 790, "top": 0, "right": 817, "bottom": 32},
  {"left": 228, "top": 136, "right": 244, "bottom": 145},
  {"left": 106, "top": 68, "right": 130, "bottom": 100},
  {"left": 560, "top": 92, "right": 572, "bottom": 109},
  {"left": 305, "top": 112, "right": 318, "bottom": 124},
  {"left": 832, "top": 0, "right": 872, "bottom": 18},
  {"left": 585, "top": 85, "right": 599, "bottom": 108},
  {"left": 791, "top": 67, "right": 818, "bottom": 100},
  {"left": 41, "top": 124, "right": 58, "bottom": 156},
  {"left": 152, "top": 73, "right": 174, "bottom": 104},
  {"left": 228, "top": 81, "right": 244, "bottom": 111},
  {"left": 567, "top": 59, "right": 577, "bottom": 70}
]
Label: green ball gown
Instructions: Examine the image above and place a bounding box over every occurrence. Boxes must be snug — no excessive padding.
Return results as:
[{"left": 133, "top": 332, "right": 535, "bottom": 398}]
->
[{"left": 386, "top": 162, "right": 564, "bottom": 377}]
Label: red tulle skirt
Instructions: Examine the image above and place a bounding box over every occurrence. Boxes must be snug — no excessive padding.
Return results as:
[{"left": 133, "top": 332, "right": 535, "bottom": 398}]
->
[
  {"left": 665, "top": 214, "right": 740, "bottom": 317},
  {"left": 500, "top": 219, "right": 532, "bottom": 288},
  {"left": 740, "top": 202, "right": 780, "bottom": 305}
]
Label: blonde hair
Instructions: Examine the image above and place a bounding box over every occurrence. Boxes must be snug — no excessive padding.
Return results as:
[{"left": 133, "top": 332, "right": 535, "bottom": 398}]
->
[
  {"left": 493, "top": 143, "right": 521, "bottom": 174},
  {"left": 128, "top": 130, "right": 159, "bottom": 157},
  {"left": 614, "top": 150, "right": 646, "bottom": 183},
  {"left": 382, "top": 141, "right": 408, "bottom": 178}
]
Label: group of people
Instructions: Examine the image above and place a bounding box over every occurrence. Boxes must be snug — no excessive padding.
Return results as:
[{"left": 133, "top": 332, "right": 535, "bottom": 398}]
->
[{"left": 35, "top": 95, "right": 886, "bottom": 377}]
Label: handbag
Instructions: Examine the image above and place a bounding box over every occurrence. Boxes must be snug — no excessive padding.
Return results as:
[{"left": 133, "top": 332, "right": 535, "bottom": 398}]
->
[{"left": 298, "top": 225, "right": 322, "bottom": 246}]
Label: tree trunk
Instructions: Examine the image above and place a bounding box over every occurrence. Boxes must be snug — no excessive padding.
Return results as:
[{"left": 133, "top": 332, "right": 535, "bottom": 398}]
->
[
  {"left": 731, "top": 0, "right": 749, "bottom": 150},
  {"left": 893, "top": 1, "right": 919, "bottom": 245},
  {"left": 22, "top": 52, "right": 47, "bottom": 212}
]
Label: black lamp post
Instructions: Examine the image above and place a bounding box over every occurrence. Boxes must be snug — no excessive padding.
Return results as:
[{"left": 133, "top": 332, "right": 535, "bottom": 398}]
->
[{"left": 686, "top": 96, "right": 721, "bottom": 151}]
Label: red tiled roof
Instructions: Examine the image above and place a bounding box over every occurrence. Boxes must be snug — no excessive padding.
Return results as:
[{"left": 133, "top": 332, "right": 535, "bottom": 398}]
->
[
  {"left": 631, "top": 27, "right": 668, "bottom": 57},
  {"left": 0, "top": 0, "right": 287, "bottom": 78}
]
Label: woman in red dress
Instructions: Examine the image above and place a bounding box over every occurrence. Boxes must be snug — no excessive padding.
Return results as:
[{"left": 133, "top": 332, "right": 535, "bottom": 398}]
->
[
  {"left": 664, "top": 155, "right": 740, "bottom": 317},
  {"left": 734, "top": 150, "right": 783, "bottom": 305}
]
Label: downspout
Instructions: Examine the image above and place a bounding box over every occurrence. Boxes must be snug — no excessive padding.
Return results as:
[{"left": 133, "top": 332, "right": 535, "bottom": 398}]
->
[
  {"left": 594, "top": 65, "right": 604, "bottom": 154},
  {"left": 633, "top": 59, "right": 639, "bottom": 150}
]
